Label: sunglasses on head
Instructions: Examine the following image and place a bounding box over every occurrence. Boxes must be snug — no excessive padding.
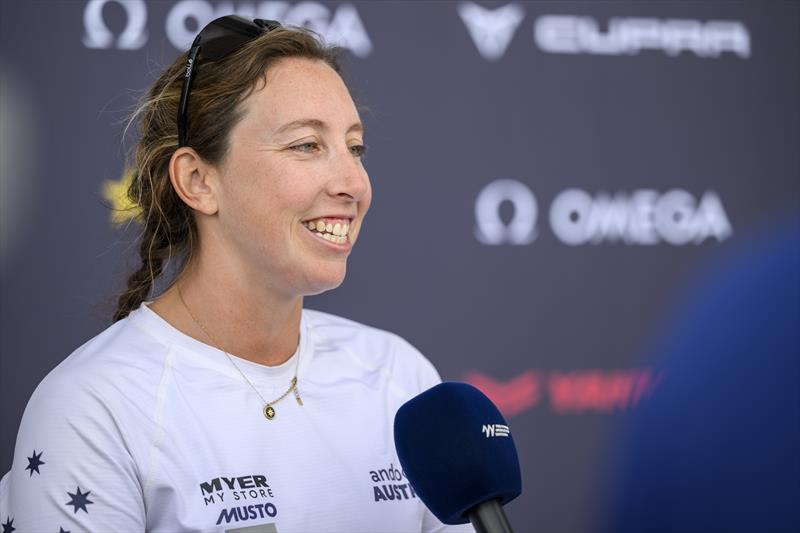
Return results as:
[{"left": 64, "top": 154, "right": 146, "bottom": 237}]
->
[{"left": 177, "top": 15, "right": 282, "bottom": 148}]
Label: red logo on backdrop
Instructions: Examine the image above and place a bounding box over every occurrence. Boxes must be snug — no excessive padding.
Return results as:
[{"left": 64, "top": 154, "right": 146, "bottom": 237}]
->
[
  {"left": 461, "top": 371, "right": 541, "bottom": 418},
  {"left": 462, "top": 368, "right": 662, "bottom": 418}
]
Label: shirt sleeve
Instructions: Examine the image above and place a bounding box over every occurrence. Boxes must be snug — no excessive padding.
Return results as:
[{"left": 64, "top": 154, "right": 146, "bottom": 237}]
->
[{"left": 0, "top": 370, "right": 146, "bottom": 532}]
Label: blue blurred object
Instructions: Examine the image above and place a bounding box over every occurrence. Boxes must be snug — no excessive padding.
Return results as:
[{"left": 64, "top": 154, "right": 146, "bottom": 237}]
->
[
  {"left": 394, "top": 382, "right": 522, "bottom": 525},
  {"left": 610, "top": 214, "right": 800, "bottom": 532}
]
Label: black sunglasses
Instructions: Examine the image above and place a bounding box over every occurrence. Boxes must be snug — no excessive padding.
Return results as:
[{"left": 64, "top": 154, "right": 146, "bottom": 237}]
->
[{"left": 177, "top": 15, "right": 282, "bottom": 148}]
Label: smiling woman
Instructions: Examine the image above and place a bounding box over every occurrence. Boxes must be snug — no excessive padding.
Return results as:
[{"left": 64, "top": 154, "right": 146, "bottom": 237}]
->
[{"left": 0, "top": 16, "right": 471, "bottom": 533}]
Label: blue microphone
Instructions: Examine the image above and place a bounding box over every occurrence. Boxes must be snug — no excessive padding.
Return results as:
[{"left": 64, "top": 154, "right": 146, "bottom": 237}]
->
[{"left": 394, "top": 382, "right": 522, "bottom": 533}]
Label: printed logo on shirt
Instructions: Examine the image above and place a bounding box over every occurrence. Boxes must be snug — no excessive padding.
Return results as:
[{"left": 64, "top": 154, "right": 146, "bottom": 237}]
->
[
  {"left": 217, "top": 503, "right": 277, "bottom": 527},
  {"left": 196, "top": 474, "right": 279, "bottom": 527},
  {"left": 368, "top": 463, "right": 418, "bottom": 503}
]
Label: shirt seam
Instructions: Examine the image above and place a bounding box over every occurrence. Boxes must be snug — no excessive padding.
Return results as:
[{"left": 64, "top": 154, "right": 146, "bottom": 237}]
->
[
  {"left": 140, "top": 343, "right": 175, "bottom": 508},
  {"left": 333, "top": 333, "right": 412, "bottom": 401}
]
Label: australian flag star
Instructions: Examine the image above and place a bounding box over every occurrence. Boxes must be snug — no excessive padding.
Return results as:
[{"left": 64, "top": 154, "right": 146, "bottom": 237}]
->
[
  {"left": 59, "top": 528, "right": 70, "bottom": 533},
  {"left": 65, "top": 486, "right": 94, "bottom": 514},
  {"left": 25, "top": 450, "right": 45, "bottom": 476},
  {"left": 1, "top": 516, "right": 14, "bottom": 533}
]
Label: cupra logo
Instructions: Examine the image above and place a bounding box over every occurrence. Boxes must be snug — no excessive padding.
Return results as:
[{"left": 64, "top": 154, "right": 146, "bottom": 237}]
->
[
  {"left": 457, "top": 3, "right": 751, "bottom": 60},
  {"left": 458, "top": 2, "right": 525, "bottom": 61}
]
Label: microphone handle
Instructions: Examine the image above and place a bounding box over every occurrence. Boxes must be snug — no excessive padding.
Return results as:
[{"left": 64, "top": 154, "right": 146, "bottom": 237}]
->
[{"left": 467, "top": 499, "right": 514, "bottom": 533}]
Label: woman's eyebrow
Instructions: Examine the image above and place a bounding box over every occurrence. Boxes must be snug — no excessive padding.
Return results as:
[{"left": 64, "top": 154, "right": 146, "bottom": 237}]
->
[{"left": 273, "top": 118, "right": 363, "bottom": 135}]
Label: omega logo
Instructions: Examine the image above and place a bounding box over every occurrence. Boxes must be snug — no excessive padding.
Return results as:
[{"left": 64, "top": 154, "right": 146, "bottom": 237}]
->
[
  {"left": 474, "top": 179, "right": 538, "bottom": 245},
  {"left": 549, "top": 188, "right": 732, "bottom": 245},
  {"left": 83, "top": 0, "right": 148, "bottom": 50},
  {"left": 474, "top": 180, "right": 733, "bottom": 246},
  {"left": 165, "top": 1, "right": 372, "bottom": 57}
]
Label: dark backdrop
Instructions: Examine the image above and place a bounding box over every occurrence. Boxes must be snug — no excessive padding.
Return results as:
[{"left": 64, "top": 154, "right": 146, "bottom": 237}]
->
[{"left": 2, "top": 1, "right": 798, "bottom": 532}]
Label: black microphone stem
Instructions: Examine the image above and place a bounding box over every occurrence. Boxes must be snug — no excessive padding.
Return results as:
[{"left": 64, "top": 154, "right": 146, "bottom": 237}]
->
[{"left": 468, "top": 499, "right": 514, "bottom": 533}]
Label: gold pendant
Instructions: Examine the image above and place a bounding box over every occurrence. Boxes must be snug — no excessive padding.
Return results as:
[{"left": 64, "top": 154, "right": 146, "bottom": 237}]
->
[
  {"left": 264, "top": 405, "right": 275, "bottom": 420},
  {"left": 294, "top": 387, "right": 303, "bottom": 406}
]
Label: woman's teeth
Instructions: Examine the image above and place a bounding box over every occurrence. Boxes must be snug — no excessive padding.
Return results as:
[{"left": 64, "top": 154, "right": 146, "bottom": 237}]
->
[{"left": 303, "top": 218, "right": 350, "bottom": 244}]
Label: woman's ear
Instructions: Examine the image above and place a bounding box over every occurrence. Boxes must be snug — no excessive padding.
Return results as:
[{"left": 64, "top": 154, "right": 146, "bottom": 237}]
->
[{"left": 169, "top": 148, "right": 220, "bottom": 216}]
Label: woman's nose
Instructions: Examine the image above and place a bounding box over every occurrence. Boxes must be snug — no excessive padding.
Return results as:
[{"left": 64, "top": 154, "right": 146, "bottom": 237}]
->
[{"left": 327, "top": 149, "right": 370, "bottom": 201}]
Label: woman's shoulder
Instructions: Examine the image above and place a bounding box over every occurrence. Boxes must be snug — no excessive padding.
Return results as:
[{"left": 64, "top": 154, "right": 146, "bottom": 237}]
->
[
  {"left": 26, "top": 310, "right": 174, "bottom": 429},
  {"left": 5, "top": 314, "right": 158, "bottom": 533},
  {"left": 303, "top": 308, "right": 443, "bottom": 392},
  {"left": 42, "top": 310, "right": 171, "bottom": 385}
]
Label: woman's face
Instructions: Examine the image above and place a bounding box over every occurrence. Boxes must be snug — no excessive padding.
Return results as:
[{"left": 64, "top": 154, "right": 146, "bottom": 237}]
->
[{"left": 212, "top": 57, "right": 371, "bottom": 298}]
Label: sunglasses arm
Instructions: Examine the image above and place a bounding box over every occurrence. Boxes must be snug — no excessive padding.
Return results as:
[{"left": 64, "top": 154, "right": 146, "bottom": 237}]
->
[{"left": 177, "top": 36, "right": 203, "bottom": 148}]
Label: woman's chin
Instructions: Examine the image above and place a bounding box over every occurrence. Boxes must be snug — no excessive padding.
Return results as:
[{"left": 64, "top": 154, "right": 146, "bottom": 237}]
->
[{"left": 301, "top": 268, "right": 347, "bottom": 296}]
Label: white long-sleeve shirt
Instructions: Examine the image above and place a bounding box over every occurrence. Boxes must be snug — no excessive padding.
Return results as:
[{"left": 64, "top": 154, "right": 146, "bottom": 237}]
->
[{"left": 1, "top": 303, "right": 473, "bottom": 533}]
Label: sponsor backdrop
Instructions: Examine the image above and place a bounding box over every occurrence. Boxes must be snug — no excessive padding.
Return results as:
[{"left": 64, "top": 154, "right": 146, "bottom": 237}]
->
[{"left": 1, "top": 1, "right": 798, "bottom": 531}]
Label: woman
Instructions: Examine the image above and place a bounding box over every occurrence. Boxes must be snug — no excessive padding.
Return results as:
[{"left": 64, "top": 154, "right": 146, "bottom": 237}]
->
[{"left": 0, "top": 16, "right": 471, "bottom": 533}]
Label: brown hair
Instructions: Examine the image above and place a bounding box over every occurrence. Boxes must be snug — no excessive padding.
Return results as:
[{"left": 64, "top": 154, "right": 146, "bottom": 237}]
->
[{"left": 112, "top": 26, "right": 341, "bottom": 322}]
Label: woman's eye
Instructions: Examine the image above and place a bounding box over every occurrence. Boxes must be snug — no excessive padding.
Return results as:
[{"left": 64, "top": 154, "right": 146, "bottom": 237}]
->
[
  {"left": 349, "top": 144, "right": 367, "bottom": 158},
  {"left": 290, "top": 142, "right": 320, "bottom": 153}
]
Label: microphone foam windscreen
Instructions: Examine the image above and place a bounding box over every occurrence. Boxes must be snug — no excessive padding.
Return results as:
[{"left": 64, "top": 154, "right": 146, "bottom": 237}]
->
[{"left": 394, "top": 382, "right": 521, "bottom": 525}]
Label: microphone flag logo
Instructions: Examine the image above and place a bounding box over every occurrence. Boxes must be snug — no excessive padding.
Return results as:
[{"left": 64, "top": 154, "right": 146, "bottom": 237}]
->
[{"left": 482, "top": 424, "right": 510, "bottom": 438}]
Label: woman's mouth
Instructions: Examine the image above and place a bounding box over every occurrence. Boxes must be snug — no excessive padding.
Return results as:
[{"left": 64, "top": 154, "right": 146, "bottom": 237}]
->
[{"left": 301, "top": 217, "right": 351, "bottom": 245}]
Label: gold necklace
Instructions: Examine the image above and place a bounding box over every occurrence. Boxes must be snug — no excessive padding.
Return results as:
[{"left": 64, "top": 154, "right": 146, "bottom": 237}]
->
[{"left": 176, "top": 283, "right": 303, "bottom": 421}]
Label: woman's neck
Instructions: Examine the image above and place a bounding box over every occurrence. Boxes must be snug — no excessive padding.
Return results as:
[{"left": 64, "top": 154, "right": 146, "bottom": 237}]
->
[{"left": 149, "top": 259, "right": 303, "bottom": 367}]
